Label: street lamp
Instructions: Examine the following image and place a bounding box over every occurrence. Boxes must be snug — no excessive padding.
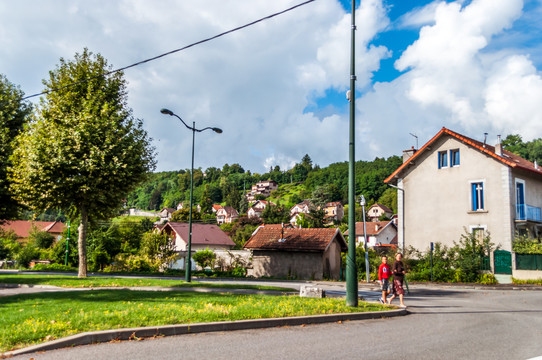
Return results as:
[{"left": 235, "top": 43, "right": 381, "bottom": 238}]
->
[
  {"left": 160, "top": 108, "right": 222, "bottom": 282},
  {"left": 360, "top": 195, "right": 369, "bottom": 283}
]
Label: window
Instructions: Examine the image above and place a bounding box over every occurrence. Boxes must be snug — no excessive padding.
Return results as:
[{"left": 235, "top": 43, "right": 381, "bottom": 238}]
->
[
  {"left": 438, "top": 151, "right": 448, "bottom": 169},
  {"left": 450, "top": 149, "right": 460, "bottom": 166},
  {"left": 471, "top": 182, "right": 484, "bottom": 211}
]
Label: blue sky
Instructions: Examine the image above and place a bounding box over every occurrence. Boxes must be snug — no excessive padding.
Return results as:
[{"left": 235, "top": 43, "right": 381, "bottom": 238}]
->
[{"left": 1, "top": 0, "right": 542, "bottom": 172}]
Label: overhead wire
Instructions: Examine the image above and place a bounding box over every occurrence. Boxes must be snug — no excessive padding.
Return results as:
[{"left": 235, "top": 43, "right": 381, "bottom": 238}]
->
[{"left": 20, "top": 0, "right": 316, "bottom": 102}]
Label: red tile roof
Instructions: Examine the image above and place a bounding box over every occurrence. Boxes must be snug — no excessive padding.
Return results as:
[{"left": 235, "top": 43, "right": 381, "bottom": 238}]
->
[
  {"left": 162, "top": 222, "right": 235, "bottom": 247},
  {"left": 343, "top": 221, "right": 394, "bottom": 236},
  {"left": 1, "top": 220, "right": 66, "bottom": 239},
  {"left": 385, "top": 127, "right": 542, "bottom": 183},
  {"left": 244, "top": 225, "right": 347, "bottom": 252}
]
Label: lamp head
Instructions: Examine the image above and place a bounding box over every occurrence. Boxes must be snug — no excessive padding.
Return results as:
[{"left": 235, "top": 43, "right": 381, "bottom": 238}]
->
[
  {"left": 160, "top": 108, "right": 174, "bottom": 115},
  {"left": 212, "top": 127, "right": 223, "bottom": 134},
  {"left": 359, "top": 195, "right": 366, "bottom": 206}
]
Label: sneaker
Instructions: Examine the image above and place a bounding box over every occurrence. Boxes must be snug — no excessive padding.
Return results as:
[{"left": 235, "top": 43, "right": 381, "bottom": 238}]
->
[
  {"left": 379, "top": 298, "right": 384, "bottom": 304},
  {"left": 400, "top": 305, "right": 407, "bottom": 309}
]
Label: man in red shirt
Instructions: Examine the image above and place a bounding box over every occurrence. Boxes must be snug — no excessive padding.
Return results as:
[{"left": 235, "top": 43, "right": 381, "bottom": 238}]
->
[{"left": 378, "top": 256, "right": 391, "bottom": 304}]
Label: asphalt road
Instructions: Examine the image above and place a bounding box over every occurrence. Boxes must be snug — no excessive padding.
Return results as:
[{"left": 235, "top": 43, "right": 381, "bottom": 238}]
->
[{"left": 7, "top": 285, "right": 542, "bottom": 360}]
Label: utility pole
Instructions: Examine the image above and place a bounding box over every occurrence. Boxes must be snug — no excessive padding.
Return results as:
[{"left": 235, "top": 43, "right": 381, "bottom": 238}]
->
[{"left": 346, "top": 0, "right": 358, "bottom": 307}]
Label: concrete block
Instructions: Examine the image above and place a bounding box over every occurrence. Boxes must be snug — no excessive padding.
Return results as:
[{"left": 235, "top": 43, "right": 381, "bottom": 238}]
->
[{"left": 299, "top": 285, "right": 325, "bottom": 298}]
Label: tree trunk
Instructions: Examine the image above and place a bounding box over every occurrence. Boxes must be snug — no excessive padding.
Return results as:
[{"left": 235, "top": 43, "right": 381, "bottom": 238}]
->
[{"left": 78, "top": 206, "right": 88, "bottom": 278}]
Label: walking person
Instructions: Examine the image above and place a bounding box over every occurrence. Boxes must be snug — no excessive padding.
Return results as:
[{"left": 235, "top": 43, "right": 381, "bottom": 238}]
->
[
  {"left": 377, "top": 256, "right": 391, "bottom": 304},
  {"left": 387, "top": 252, "right": 407, "bottom": 308}
]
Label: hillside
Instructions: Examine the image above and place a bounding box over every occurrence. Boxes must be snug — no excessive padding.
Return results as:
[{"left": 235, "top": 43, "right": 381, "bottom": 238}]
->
[{"left": 125, "top": 154, "right": 402, "bottom": 215}]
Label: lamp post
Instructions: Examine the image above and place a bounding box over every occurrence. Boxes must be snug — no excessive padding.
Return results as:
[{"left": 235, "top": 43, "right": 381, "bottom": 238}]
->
[
  {"left": 160, "top": 108, "right": 222, "bottom": 282},
  {"left": 345, "top": 0, "right": 358, "bottom": 308},
  {"left": 360, "top": 195, "right": 369, "bottom": 283}
]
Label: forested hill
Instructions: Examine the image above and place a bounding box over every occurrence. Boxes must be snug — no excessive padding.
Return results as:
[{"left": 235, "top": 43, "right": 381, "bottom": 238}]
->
[{"left": 125, "top": 154, "right": 402, "bottom": 214}]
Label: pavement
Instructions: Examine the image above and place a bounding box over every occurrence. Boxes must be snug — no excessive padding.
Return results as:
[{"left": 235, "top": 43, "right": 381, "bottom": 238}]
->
[{"left": 1, "top": 272, "right": 541, "bottom": 357}]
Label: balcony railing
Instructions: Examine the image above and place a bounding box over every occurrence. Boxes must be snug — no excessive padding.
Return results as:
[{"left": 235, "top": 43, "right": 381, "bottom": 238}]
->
[{"left": 516, "top": 204, "right": 542, "bottom": 222}]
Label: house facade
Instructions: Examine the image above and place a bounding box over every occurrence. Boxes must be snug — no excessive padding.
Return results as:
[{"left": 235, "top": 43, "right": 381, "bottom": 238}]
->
[
  {"left": 385, "top": 127, "right": 542, "bottom": 254},
  {"left": 245, "top": 180, "right": 278, "bottom": 201},
  {"left": 344, "top": 221, "right": 397, "bottom": 248},
  {"left": 160, "top": 222, "right": 235, "bottom": 270},
  {"left": 367, "top": 203, "right": 393, "bottom": 222},
  {"left": 244, "top": 225, "right": 347, "bottom": 280},
  {"left": 324, "top": 202, "right": 344, "bottom": 223},
  {"left": 216, "top": 206, "right": 239, "bottom": 224},
  {"left": 247, "top": 200, "right": 275, "bottom": 219},
  {"left": 289, "top": 200, "right": 312, "bottom": 226}
]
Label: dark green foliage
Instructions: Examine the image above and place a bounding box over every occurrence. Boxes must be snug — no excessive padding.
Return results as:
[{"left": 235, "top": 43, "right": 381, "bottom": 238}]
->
[
  {"left": 452, "top": 230, "right": 495, "bottom": 283},
  {"left": 52, "top": 238, "right": 79, "bottom": 267},
  {"left": 30, "top": 229, "right": 55, "bottom": 249},
  {"left": 261, "top": 204, "right": 290, "bottom": 224},
  {"left": 502, "top": 134, "right": 542, "bottom": 165},
  {"left": 224, "top": 215, "right": 262, "bottom": 249},
  {"left": 405, "top": 243, "right": 456, "bottom": 282},
  {"left": 0, "top": 229, "right": 20, "bottom": 259},
  {"left": 0, "top": 74, "right": 32, "bottom": 220},
  {"left": 15, "top": 244, "right": 39, "bottom": 268}
]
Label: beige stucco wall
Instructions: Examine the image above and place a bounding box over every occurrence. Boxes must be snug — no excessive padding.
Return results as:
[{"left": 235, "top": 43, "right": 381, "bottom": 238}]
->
[{"left": 401, "top": 135, "right": 514, "bottom": 252}]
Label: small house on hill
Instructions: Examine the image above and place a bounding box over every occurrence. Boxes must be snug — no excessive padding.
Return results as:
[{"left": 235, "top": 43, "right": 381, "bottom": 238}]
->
[{"left": 244, "top": 225, "right": 347, "bottom": 280}]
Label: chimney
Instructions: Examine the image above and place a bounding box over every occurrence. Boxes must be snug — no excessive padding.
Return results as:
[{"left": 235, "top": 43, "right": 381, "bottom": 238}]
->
[
  {"left": 495, "top": 135, "right": 503, "bottom": 156},
  {"left": 483, "top": 132, "right": 488, "bottom": 148},
  {"left": 402, "top": 146, "right": 417, "bottom": 163}
]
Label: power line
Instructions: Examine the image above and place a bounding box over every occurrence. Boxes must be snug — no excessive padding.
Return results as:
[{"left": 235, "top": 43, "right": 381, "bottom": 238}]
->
[{"left": 20, "top": 0, "right": 316, "bottom": 102}]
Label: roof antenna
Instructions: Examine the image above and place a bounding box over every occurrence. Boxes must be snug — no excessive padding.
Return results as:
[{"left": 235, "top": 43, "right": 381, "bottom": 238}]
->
[
  {"left": 483, "top": 133, "right": 488, "bottom": 148},
  {"left": 409, "top": 133, "right": 418, "bottom": 150}
]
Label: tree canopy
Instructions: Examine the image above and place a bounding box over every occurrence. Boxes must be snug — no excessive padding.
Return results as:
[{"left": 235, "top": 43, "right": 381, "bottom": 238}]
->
[
  {"left": 9, "top": 49, "right": 156, "bottom": 277},
  {"left": 0, "top": 74, "right": 32, "bottom": 220}
]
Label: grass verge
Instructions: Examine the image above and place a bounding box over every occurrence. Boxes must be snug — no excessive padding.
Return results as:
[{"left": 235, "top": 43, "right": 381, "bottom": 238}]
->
[
  {"left": 512, "top": 277, "right": 542, "bottom": 285},
  {"left": 0, "top": 274, "right": 294, "bottom": 291},
  {"left": 0, "top": 290, "right": 390, "bottom": 352}
]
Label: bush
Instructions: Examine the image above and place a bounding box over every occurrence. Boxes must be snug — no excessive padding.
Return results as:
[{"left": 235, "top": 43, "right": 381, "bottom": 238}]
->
[
  {"left": 0, "top": 229, "right": 21, "bottom": 260},
  {"left": 192, "top": 248, "right": 216, "bottom": 269},
  {"left": 478, "top": 273, "right": 497, "bottom": 284},
  {"left": 451, "top": 229, "right": 495, "bottom": 283},
  {"left": 15, "top": 244, "right": 39, "bottom": 268},
  {"left": 32, "top": 263, "right": 77, "bottom": 272},
  {"left": 29, "top": 230, "right": 55, "bottom": 249},
  {"left": 512, "top": 233, "right": 542, "bottom": 254}
]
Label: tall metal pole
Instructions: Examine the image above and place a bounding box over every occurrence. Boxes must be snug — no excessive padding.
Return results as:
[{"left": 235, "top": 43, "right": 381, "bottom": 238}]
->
[
  {"left": 186, "top": 123, "right": 196, "bottom": 282},
  {"left": 346, "top": 0, "right": 358, "bottom": 307},
  {"left": 160, "top": 108, "right": 222, "bottom": 282}
]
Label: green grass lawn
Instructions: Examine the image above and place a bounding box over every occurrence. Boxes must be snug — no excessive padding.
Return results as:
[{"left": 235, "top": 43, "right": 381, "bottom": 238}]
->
[
  {"left": 0, "top": 290, "right": 390, "bottom": 352},
  {"left": 0, "top": 274, "right": 294, "bottom": 291}
]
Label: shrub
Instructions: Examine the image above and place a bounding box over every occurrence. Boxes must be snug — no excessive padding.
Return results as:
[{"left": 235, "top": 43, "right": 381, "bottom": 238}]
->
[
  {"left": 451, "top": 229, "right": 495, "bottom": 283},
  {"left": 478, "top": 273, "right": 497, "bottom": 284},
  {"left": 193, "top": 248, "right": 216, "bottom": 269},
  {"left": 32, "top": 263, "right": 77, "bottom": 272},
  {"left": 15, "top": 244, "right": 39, "bottom": 268},
  {"left": 512, "top": 233, "right": 542, "bottom": 254}
]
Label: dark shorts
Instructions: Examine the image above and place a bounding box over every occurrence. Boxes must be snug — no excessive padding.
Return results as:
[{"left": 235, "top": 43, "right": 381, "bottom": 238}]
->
[
  {"left": 381, "top": 278, "right": 390, "bottom": 292},
  {"left": 393, "top": 279, "right": 405, "bottom": 295}
]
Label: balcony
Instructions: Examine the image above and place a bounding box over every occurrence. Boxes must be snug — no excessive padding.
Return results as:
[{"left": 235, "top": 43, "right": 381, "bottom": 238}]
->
[{"left": 516, "top": 204, "right": 542, "bottom": 222}]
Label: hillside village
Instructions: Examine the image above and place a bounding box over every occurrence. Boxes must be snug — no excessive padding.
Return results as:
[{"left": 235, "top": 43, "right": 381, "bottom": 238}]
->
[{"left": 3, "top": 128, "right": 542, "bottom": 282}]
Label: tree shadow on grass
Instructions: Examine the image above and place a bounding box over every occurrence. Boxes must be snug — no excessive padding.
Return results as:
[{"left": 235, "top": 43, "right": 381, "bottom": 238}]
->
[{"left": 0, "top": 289, "right": 236, "bottom": 308}]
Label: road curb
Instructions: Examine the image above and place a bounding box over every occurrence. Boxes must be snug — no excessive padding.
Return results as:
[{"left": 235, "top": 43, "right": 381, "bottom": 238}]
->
[{"left": 3, "top": 309, "right": 406, "bottom": 357}]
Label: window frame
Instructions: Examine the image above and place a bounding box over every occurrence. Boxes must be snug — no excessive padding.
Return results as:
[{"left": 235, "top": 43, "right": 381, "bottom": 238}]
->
[
  {"left": 438, "top": 151, "right": 448, "bottom": 169},
  {"left": 470, "top": 180, "right": 485, "bottom": 211},
  {"left": 450, "top": 149, "right": 460, "bottom": 167}
]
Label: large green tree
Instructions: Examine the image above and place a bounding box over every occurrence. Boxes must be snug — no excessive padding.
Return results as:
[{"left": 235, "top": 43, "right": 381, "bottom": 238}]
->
[
  {"left": 9, "top": 49, "right": 156, "bottom": 277},
  {"left": 0, "top": 75, "right": 32, "bottom": 221}
]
